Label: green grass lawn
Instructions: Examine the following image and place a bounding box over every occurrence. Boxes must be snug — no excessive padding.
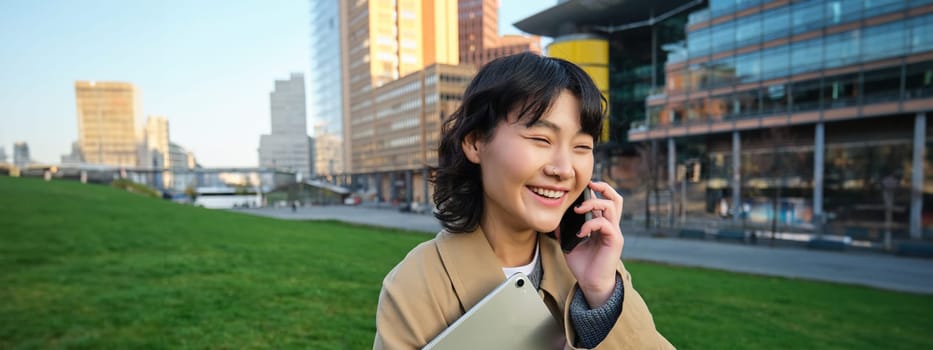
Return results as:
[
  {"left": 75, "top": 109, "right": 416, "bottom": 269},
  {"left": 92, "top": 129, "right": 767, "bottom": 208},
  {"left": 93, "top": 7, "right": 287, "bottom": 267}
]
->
[{"left": 1, "top": 176, "right": 932, "bottom": 349}]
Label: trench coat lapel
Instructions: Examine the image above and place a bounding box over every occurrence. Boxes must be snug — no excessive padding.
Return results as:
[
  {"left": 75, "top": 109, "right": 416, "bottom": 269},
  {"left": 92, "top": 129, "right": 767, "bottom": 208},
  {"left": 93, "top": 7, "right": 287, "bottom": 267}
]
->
[
  {"left": 434, "top": 228, "right": 508, "bottom": 312},
  {"left": 537, "top": 233, "right": 574, "bottom": 305},
  {"left": 434, "top": 229, "right": 576, "bottom": 314}
]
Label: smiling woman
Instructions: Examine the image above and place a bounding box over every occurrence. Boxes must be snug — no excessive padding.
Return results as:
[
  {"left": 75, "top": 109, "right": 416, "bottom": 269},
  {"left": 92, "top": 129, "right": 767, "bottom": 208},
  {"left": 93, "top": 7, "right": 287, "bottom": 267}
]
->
[{"left": 373, "top": 53, "right": 674, "bottom": 349}]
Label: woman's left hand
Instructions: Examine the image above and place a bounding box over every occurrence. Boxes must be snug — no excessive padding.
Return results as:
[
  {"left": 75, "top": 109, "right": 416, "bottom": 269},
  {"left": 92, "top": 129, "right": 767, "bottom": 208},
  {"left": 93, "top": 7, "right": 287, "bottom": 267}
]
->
[{"left": 562, "top": 181, "right": 624, "bottom": 308}]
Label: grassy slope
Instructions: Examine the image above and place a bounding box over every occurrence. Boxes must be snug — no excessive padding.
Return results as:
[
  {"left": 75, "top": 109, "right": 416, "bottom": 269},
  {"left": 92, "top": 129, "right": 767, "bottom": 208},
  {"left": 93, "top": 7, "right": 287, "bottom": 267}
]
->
[
  {"left": 0, "top": 177, "right": 428, "bottom": 349},
  {"left": 1, "top": 176, "right": 932, "bottom": 349}
]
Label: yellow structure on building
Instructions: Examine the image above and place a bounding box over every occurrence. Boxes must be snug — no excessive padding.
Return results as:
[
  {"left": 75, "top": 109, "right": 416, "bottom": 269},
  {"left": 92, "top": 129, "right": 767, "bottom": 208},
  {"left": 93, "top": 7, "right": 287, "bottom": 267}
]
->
[
  {"left": 74, "top": 81, "right": 139, "bottom": 167},
  {"left": 547, "top": 36, "right": 611, "bottom": 142}
]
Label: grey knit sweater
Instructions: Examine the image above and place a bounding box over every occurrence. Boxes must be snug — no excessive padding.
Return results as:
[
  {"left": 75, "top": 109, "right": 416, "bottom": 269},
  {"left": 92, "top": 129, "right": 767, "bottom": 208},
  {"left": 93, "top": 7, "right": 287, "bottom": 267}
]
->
[{"left": 526, "top": 254, "right": 624, "bottom": 349}]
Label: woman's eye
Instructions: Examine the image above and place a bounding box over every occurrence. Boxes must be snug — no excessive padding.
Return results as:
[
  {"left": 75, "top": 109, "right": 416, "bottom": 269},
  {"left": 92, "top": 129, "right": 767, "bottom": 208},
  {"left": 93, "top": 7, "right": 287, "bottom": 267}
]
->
[
  {"left": 575, "top": 145, "right": 594, "bottom": 151},
  {"left": 530, "top": 137, "right": 550, "bottom": 144}
]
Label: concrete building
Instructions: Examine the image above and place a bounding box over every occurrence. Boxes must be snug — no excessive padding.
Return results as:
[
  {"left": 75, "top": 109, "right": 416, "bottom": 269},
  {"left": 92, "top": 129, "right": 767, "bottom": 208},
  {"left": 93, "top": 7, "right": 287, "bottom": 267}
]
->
[
  {"left": 259, "top": 73, "right": 314, "bottom": 179},
  {"left": 169, "top": 142, "right": 188, "bottom": 172},
  {"left": 186, "top": 151, "right": 198, "bottom": 169},
  {"left": 13, "top": 142, "right": 30, "bottom": 169},
  {"left": 518, "top": 0, "right": 933, "bottom": 242},
  {"left": 338, "top": 0, "right": 459, "bottom": 174},
  {"left": 0, "top": 146, "right": 7, "bottom": 164},
  {"left": 74, "top": 81, "right": 139, "bottom": 167},
  {"left": 309, "top": 0, "right": 345, "bottom": 178},
  {"left": 60, "top": 141, "right": 84, "bottom": 165},
  {"left": 458, "top": 0, "right": 541, "bottom": 67},
  {"left": 352, "top": 63, "right": 475, "bottom": 203},
  {"left": 141, "top": 116, "right": 170, "bottom": 169}
]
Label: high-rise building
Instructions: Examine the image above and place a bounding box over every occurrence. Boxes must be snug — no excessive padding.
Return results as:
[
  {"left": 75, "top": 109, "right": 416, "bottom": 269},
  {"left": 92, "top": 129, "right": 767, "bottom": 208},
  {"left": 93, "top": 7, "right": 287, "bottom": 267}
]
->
[
  {"left": 339, "top": 0, "right": 459, "bottom": 174},
  {"left": 186, "top": 151, "right": 198, "bottom": 169},
  {"left": 169, "top": 142, "right": 188, "bottom": 172},
  {"left": 74, "top": 81, "right": 139, "bottom": 167},
  {"left": 354, "top": 63, "right": 475, "bottom": 203},
  {"left": 142, "top": 116, "right": 170, "bottom": 169},
  {"left": 259, "top": 73, "right": 314, "bottom": 178},
  {"left": 309, "top": 0, "right": 345, "bottom": 177},
  {"left": 0, "top": 146, "right": 7, "bottom": 164},
  {"left": 13, "top": 142, "right": 29, "bottom": 168},
  {"left": 459, "top": 0, "right": 499, "bottom": 63},
  {"left": 458, "top": 0, "right": 541, "bottom": 67},
  {"left": 60, "top": 141, "right": 84, "bottom": 165}
]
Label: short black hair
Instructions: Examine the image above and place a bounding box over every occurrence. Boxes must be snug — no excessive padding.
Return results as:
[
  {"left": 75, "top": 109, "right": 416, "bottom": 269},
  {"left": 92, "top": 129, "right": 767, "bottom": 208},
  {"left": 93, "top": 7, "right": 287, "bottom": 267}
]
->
[{"left": 431, "top": 52, "right": 605, "bottom": 233}]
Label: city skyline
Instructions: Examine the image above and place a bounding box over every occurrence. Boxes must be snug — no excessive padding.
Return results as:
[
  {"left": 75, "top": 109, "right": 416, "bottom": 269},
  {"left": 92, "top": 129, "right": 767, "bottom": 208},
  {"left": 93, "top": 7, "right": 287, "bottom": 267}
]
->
[{"left": 0, "top": 0, "right": 555, "bottom": 167}]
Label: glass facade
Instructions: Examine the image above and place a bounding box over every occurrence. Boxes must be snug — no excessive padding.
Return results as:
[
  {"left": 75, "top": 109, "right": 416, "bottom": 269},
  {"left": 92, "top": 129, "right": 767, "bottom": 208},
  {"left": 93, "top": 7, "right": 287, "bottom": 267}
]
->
[
  {"left": 676, "top": 13, "right": 933, "bottom": 93},
  {"left": 609, "top": 13, "right": 689, "bottom": 143},
  {"left": 309, "top": 0, "right": 344, "bottom": 176},
  {"left": 635, "top": 0, "right": 933, "bottom": 242}
]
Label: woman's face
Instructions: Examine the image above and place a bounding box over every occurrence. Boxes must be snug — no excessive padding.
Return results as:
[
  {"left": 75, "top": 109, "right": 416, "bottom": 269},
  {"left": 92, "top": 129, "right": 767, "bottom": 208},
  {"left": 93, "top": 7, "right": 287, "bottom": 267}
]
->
[{"left": 466, "top": 90, "right": 594, "bottom": 234}]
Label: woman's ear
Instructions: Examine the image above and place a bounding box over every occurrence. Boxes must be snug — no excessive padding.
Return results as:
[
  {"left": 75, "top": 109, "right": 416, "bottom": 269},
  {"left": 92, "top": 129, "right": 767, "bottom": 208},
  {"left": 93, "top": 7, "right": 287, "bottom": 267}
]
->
[{"left": 461, "top": 133, "right": 481, "bottom": 164}]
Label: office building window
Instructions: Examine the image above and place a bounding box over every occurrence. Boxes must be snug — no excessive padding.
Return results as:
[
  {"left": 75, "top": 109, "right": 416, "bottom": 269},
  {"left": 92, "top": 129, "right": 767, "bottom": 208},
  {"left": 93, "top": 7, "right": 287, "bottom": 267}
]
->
[
  {"left": 824, "top": 30, "right": 861, "bottom": 69},
  {"left": 648, "top": 106, "right": 663, "bottom": 126},
  {"left": 910, "top": 14, "right": 933, "bottom": 54},
  {"left": 791, "top": 79, "right": 822, "bottom": 111},
  {"left": 760, "top": 46, "right": 790, "bottom": 81},
  {"left": 761, "top": 7, "right": 790, "bottom": 42},
  {"left": 825, "top": 0, "right": 861, "bottom": 26},
  {"left": 791, "top": 37, "right": 823, "bottom": 75},
  {"left": 688, "top": 27, "right": 711, "bottom": 57},
  {"left": 862, "top": 21, "right": 906, "bottom": 62},
  {"left": 822, "top": 73, "right": 859, "bottom": 108},
  {"left": 762, "top": 84, "right": 789, "bottom": 115},
  {"left": 735, "top": 14, "right": 762, "bottom": 48},
  {"left": 863, "top": 0, "right": 905, "bottom": 17},
  {"left": 735, "top": 51, "right": 761, "bottom": 83},
  {"left": 711, "top": 21, "right": 735, "bottom": 54},
  {"left": 733, "top": 89, "right": 760, "bottom": 117},
  {"left": 706, "top": 95, "right": 729, "bottom": 120},
  {"left": 905, "top": 61, "right": 933, "bottom": 99},
  {"left": 862, "top": 67, "right": 902, "bottom": 103},
  {"left": 708, "top": 57, "right": 736, "bottom": 88},
  {"left": 792, "top": 1, "right": 824, "bottom": 35},
  {"left": 824, "top": 141, "right": 913, "bottom": 237},
  {"left": 710, "top": 0, "right": 737, "bottom": 18},
  {"left": 686, "top": 99, "right": 705, "bottom": 122}
]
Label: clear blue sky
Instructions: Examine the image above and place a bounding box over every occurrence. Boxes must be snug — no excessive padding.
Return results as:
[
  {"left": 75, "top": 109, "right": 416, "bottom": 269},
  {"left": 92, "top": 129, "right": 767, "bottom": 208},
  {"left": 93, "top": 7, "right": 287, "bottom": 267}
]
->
[{"left": 0, "top": 0, "right": 555, "bottom": 167}]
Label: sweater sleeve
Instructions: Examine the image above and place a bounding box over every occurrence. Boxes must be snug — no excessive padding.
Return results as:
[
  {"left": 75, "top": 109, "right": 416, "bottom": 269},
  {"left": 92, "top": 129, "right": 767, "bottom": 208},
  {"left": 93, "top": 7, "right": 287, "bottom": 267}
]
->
[{"left": 568, "top": 273, "right": 624, "bottom": 348}]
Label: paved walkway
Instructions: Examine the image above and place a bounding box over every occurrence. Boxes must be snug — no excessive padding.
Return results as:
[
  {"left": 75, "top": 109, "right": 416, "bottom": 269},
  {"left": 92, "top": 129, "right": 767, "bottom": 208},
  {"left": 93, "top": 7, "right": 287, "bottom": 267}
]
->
[{"left": 234, "top": 206, "right": 933, "bottom": 294}]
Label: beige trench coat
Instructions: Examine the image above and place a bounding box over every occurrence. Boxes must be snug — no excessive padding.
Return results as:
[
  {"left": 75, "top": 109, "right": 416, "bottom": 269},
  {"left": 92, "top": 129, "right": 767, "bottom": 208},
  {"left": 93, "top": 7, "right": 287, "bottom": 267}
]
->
[{"left": 373, "top": 228, "right": 675, "bottom": 349}]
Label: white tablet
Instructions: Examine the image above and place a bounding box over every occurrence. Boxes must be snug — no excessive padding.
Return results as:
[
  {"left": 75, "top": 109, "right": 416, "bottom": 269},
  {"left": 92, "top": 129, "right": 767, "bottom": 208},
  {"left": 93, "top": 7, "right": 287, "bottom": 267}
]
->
[{"left": 422, "top": 273, "right": 563, "bottom": 350}]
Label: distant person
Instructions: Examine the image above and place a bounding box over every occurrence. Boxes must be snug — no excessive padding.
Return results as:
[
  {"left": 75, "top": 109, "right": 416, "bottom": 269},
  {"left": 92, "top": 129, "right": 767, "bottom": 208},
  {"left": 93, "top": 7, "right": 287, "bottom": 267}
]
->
[
  {"left": 373, "top": 53, "right": 672, "bottom": 349},
  {"left": 291, "top": 200, "right": 297, "bottom": 212}
]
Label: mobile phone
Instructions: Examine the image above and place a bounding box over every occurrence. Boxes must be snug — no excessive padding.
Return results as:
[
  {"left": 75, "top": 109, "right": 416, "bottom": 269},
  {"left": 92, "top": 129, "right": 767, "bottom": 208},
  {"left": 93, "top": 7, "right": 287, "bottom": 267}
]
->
[{"left": 558, "top": 190, "right": 595, "bottom": 253}]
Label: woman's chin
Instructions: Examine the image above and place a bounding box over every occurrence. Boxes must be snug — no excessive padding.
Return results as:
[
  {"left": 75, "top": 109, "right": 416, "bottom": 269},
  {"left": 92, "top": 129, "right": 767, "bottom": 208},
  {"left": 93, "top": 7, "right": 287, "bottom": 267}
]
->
[{"left": 534, "top": 223, "right": 560, "bottom": 234}]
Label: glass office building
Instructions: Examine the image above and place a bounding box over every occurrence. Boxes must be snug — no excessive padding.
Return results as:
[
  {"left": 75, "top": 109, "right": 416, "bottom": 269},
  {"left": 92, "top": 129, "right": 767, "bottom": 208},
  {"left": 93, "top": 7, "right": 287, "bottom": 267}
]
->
[
  {"left": 308, "top": 0, "right": 344, "bottom": 178},
  {"left": 632, "top": 0, "right": 933, "bottom": 241}
]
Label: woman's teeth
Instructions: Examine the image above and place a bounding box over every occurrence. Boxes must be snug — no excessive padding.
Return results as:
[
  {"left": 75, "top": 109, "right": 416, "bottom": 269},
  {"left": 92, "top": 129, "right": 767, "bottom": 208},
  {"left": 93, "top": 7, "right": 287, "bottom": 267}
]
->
[{"left": 530, "top": 187, "right": 565, "bottom": 199}]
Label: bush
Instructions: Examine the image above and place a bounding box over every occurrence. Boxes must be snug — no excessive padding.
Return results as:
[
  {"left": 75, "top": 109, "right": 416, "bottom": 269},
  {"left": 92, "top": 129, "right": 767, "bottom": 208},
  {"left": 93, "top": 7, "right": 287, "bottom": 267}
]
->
[{"left": 110, "top": 178, "right": 160, "bottom": 198}]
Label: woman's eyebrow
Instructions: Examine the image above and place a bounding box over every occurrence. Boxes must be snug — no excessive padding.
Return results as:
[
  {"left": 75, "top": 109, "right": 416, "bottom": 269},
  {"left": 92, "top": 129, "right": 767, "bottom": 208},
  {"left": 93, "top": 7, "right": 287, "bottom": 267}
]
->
[
  {"left": 529, "top": 119, "right": 587, "bottom": 136},
  {"left": 528, "top": 119, "right": 560, "bottom": 132}
]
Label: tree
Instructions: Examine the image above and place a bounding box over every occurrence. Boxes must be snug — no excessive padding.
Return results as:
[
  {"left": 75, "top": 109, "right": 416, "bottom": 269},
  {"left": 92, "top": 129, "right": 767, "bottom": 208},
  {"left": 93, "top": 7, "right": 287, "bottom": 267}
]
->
[
  {"left": 184, "top": 185, "right": 198, "bottom": 202},
  {"left": 637, "top": 140, "right": 664, "bottom": 231}
]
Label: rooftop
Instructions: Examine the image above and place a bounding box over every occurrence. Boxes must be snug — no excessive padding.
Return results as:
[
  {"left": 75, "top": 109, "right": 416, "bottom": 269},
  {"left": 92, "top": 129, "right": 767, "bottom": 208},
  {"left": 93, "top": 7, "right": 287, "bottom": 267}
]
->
[{"left": 514, "top": 0, "right": 703, "bottom": 37}]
